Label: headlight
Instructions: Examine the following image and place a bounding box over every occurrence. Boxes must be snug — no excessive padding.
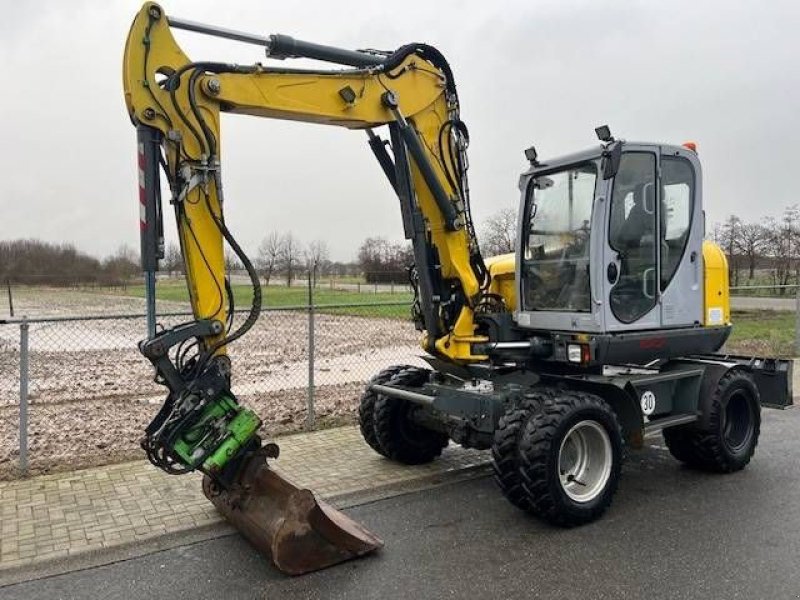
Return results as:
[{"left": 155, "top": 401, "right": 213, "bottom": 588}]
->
[{"left": 567, "top": 344, "right": 582, "bottom": 363}]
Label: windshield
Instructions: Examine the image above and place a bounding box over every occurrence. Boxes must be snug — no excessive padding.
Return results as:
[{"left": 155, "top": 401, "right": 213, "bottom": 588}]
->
[{"left": 522, "top": 162, "right": 598, "bottom": 313}]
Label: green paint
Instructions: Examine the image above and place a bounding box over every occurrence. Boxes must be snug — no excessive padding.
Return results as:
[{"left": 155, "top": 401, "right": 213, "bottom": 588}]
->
[{"left": 171, "top": 393, "right": 261, "bottom": 472}]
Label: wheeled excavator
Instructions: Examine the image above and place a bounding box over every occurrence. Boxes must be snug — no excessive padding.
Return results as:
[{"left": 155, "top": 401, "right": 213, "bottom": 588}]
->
[{"left": 124, "top": 3, "right": 792, "bottom": 575}]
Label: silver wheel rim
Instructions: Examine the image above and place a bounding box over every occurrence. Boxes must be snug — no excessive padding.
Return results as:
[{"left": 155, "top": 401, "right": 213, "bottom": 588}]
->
[{"left": 558, "top": 420, "right": 613, "bottom": 503}]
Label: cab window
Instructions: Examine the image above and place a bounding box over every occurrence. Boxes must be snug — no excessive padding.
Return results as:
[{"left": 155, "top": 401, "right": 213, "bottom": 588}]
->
[
  {"left": 660, "top": 156, "right": 694, "bottom": 290},
  {"left": 522, "top": 162, "right": 598, "bottom": 313}
]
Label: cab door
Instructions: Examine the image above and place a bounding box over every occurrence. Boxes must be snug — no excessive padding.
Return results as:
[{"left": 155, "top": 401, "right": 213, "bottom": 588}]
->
[
  {"left": 602, "top": 149, "right": 661, "bottom": 331},
  {"left": 658, "top": 149, "right": 703, "bottom": 327}
]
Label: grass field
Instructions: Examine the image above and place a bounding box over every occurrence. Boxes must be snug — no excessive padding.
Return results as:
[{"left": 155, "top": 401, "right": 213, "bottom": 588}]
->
[
  {"left": 728, "top": 310, "right": 795, "bottom": 357},
  {"left": 118, "top": 284, "right": 795, "bottom": 354},
  {"left": 118, "top": 280, "right": 415, "bottom": 319}
]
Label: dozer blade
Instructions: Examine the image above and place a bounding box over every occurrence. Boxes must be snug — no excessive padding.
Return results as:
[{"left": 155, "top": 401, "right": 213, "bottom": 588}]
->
[{"left": 202, "top": 447, "right": 383, "bottom": 576}]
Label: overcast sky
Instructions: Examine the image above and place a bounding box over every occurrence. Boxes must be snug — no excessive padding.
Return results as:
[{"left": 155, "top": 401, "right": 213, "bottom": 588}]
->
[{"left": 2, "top": 0, "right": 798, "bottom": 262}]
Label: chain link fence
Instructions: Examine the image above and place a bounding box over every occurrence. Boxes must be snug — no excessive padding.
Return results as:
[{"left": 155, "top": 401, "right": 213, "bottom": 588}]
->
[
  {"left": 0, "top": 297, "right": 427, "bottom": 479},
  {"left": 3, "top": 280, "right": 797, "bottom": 479}
]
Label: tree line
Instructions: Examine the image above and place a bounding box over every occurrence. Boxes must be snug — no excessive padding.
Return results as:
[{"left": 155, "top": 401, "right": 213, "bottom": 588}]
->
[
  {"left": 0, "top": 210, "right": 528, "bottom": 288},
  {"left": 0, "top": 239, "right": 139, "bottom": 286},
  {"left": 711, "top": 207, "right": 800, "bottom": 289},
  {"left": 8, "top": 205, "right": 786, "bottom": 290}
]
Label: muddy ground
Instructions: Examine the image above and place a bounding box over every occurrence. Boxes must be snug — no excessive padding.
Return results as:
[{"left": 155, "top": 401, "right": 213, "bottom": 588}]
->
[
  {"left": 0, "top": 289, "right": 424, "bottom": 479},
  {"left": 1, "top": 288, "right": 774, "bottom": 479}
]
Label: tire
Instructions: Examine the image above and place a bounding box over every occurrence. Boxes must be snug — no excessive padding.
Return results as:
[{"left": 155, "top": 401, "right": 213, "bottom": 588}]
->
[
  {"left": 518, "top": 390, "right": 623, "bottom": 527},
  {"left": 491, "top": 388, "right": 555, "bottom": 511},
  {"left": 358, "top": 364, "right": 414, "bottom": 456},
  {"left": 373, "top": 367, "right": 449, "bottom": 465},
  {"left": 663, "top": 369, "right": 760, "bottom": 473}
]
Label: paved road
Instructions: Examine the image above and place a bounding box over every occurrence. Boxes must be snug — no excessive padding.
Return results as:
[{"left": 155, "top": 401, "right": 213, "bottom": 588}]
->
[{"left": 5, "top": 408, "right": 800, "bottom": 600}]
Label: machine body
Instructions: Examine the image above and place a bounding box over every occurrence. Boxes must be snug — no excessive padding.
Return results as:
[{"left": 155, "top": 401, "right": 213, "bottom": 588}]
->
[{"left": 122, "top": 3, "right": 792, "bottom": 573}]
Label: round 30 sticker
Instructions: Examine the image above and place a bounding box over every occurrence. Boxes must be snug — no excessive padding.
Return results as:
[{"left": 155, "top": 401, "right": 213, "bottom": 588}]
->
[{"left": 640, "top": 391, "right": 656, "bottom": 416}]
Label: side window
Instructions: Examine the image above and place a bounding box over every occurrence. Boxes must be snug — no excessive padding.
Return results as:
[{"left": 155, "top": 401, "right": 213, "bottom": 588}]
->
[
  {"left": 660, "top": 157, "right": 694, "bottom": 290},
  {"left": 608, "top": 153, "right": 657, "bottom": 324}
]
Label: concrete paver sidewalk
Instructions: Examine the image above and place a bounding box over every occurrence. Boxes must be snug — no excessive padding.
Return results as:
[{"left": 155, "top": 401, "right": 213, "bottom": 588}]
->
[{"left": 0, "top": 426, "right": 488, "bottom": 571}]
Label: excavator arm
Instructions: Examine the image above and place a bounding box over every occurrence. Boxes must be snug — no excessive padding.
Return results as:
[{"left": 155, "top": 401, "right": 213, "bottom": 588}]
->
[
  {"left": 124, "top": 2, "right": 493, "bottom": 364},
  {"left": 122, "top": 3, "right": 498, "bottom": 575}
]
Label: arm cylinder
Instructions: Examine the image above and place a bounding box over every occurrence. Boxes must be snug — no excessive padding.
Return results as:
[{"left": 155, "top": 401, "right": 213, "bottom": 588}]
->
[{"left": 266, "top": 34, "right": 384, "bottom": 67}]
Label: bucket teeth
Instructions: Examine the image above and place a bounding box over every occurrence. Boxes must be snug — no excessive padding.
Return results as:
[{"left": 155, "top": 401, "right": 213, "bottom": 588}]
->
[{"left": 202, "top": 447, "right": 383, "bottom": 576}]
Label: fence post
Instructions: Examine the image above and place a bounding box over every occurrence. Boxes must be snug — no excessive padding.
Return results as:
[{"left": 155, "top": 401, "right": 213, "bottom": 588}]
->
[
  {"left": 307, "top": 267, "right": 316, "bottom": 430},
  {"left": 6, "top": 279, "right": 13, "bottom": 317},
  {"left": 19, "top": 317, "right": 29, "bottom": 476},
  {"left": 795, "top": 287, "right": 800, "bottom": 356}
]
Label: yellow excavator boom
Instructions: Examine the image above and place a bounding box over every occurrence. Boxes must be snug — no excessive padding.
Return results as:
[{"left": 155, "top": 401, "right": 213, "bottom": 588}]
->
[
  {"left": 123, "top": 2, "right": 497, "bottom": 364},
  {"left": 122, "top": 2, "right": 502, "bottom": 575}
]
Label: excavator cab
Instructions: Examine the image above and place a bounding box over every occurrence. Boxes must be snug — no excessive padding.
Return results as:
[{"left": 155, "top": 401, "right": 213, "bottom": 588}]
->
[{"left": 515, "top": 135, "right": 728, "bottom": 365}]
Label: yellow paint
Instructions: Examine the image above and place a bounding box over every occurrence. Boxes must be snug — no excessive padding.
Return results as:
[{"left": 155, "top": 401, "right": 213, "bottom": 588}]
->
[
  {"left": 123, "top": 3, "right": 488, "bottom": 362},
  {"left": 485, "top": 253, "right": 517, "bottom": 311},
  {"left": 702, "top": 240, "right": 730, "bottom": 326}
]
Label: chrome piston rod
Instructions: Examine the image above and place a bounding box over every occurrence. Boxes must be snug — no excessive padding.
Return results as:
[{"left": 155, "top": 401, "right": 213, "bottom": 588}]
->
[
  {"left": 166, "top": 16, "right": 384, "bottom": 67},
  {"left": 370, "top": 384, "right": 435, "bottom": 406}
]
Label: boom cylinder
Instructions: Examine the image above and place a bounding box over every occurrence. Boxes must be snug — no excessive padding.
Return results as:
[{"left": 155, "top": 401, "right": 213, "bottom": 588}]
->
[{"left": 166, "top": 15, "right": 384, "bottom": 68}]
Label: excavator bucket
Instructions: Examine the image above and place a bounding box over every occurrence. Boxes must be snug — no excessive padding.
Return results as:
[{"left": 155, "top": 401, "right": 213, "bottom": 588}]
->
[{"left": 202, "top": 447, "right": 383, "bottom": 576}]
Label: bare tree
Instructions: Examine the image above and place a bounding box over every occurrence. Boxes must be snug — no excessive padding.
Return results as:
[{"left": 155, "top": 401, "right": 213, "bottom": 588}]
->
[
  {"left": 279, "top": 232, "right": 302, "bottom": 287},
  {"left": 787, "top": 205, "right": 800, "bottom": 285},
  {"left": 305, "top": 240, "right": 329, "bottom": 286},
  {"left": 102, "top": 245, "right": 140, "bottom": 284},
  {"left": 256, "top": 232, "right": 283, "bottom": 286},
  {"left": 734, "top": 223, "right": 768, "bottom": 280},
  {"left": 479, "top": 208, "right": 517, "bottom": 257},
  {"left": 357, "top": 237, "right": 412, "bottom": 283},
  {"left": 717, "top": 215, "right": 742, "bottom": 286},
  {"left": 763, "top": 212, "right": 796, "bottom": 292},
  {"left": 224, "top": 249, "right": 242, "bottom": 273},
  {"left": 163, "top": 242, "right": 183, "bottom": 275}
]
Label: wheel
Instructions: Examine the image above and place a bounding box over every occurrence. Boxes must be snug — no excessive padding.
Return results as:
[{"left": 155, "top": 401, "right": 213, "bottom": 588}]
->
[
  {"left": 518, "top": 390, "right": 623, "bottom": 527},
  {"left": 373, "top": 367, "right": 449, "bottom": 465},
  {"left": 358, "top": 364, "right": 414, "bottom": 456},
  {"left": 491, "top": 388, "right": 555, "bottom": 511},
  {"left": 663, "top": 369, "right": 760, "bottom": 473}
]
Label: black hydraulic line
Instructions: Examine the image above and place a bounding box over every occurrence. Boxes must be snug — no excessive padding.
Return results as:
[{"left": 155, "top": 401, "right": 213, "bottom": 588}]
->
[
  {"left": 382, "top": 96, "right": 460, "bottom": 231},
  {"left": 396, "top": 123, "right": 459, "bottom": 231},
  {"left": 382, "top": 44, "right": 458, "bottom": 96},
  {"left": 366, "top": 130, "right": 398, "bottom": 194},
  {"left": 388, "top": 124, "right": 416, "bottom": 242},
  {"left": 389, "top": 123, "right": 442, "bottom": 344}
]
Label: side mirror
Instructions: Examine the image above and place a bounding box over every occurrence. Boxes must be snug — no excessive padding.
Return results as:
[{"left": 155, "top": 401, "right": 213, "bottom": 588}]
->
[{"left": 601, "top": 141, "right": 622, "bottom": 180}]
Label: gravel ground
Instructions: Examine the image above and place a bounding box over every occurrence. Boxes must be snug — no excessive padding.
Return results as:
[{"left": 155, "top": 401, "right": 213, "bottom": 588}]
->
[
  {"left": 4, "top": 288, "right": 777, "bottom": 480},
  {"left": 0, "top": 383, "right": 371, "bottom": 480},
  {"left": 0, "top": 289, "right": 424, "bottom": 479}
]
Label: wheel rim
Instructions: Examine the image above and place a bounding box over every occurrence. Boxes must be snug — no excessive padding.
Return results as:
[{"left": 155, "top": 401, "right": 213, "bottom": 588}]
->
[
  {"left": 723, "top": 389, "right": 754, "bottom": 452},
  {"left": 558, "top": 420, "right": 613, "bottom": 503}
]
